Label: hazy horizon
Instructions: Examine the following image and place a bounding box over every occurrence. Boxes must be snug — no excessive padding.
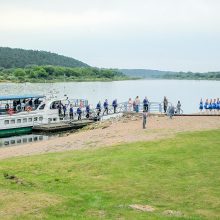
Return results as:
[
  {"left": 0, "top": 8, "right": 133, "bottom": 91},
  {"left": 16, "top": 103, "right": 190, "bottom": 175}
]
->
[{"left": 0, "top": 0, "right": 220, "bottom": 72}]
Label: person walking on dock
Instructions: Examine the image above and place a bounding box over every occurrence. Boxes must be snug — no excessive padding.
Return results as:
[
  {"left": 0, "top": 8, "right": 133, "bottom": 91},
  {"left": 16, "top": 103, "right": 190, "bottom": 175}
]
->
[
  {"left": 103, "top": 99, "right": 109, "bottom": 115},
  {"left": 168, "top": 105, "right": 175, "bottom": 119},
  {"left": 199, "top": 98, "right": 203, "bottom": 113},
  {"left": 63, "top": 104, "right": 67, "bottom": 117},
  {"left": 69, "top": 104, "right": 74, "bottom": 120},
  {"left": 96, "top": 101, "right": 101, "bottom": 116},
  {"left": 128, "top": 98, "right": 132, "bottom": 111},
  {"left": 176, "top": 101, "right": 182, "bottom": 114},
  {"left": 212, "top": 99, "right": 217, "bottom": 114},
  {"left": 209, "top": 99, "right": 213, "bottom": 113},
  {"left": 143, "top": 97, "right": 149, "bottom": 112},
  {"left": 204, "top": 99, "right": 209, "bottom": 113},
  {"left": 135, "top": 96, "right": 140, "bottom": 112},
  {"left": 142, "top": 110, "right": 148, "bottom": 129},
  {"left": 58, "top": 102, "right": 62, "bottom": 116},
  {"left": 217, "top": 98, "right": 220, "bottom": 113},
  {"left": 112, "top": 99, "right": 118, "bottom": 113},
  {"left": 77, "top": 107, "right": 82, "bottom": 120},
  {"left": 86, "top": 104, "right": 90, "bottom": 118},
  {"left": 133, "top": 100, "right": 136, "bottom": 111},
  {"left": 163, "top": 96, "right": 168, "bottom": 113}
]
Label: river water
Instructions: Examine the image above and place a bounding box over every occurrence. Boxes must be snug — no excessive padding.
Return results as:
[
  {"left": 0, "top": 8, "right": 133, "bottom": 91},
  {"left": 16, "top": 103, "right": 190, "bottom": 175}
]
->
[{"left": 0, "top": 79, "right": 220, "bottom": 113}]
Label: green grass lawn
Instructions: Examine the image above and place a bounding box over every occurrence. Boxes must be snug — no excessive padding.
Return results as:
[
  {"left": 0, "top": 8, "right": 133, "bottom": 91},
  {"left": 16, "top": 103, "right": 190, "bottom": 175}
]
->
[{"left": 0, "top": 130, "right": 220, "bottom": 220}]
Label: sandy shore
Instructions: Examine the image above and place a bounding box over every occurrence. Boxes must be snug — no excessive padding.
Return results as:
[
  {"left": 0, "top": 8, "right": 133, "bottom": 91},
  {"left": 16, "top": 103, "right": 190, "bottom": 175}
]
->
[{"left": 0, "top": 115, "right": 220, "bottom": 160}]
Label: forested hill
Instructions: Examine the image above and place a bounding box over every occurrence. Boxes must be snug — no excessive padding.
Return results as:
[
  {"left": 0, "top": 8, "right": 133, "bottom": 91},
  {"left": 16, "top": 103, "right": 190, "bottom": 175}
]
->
[{"left": 0, "top": 47, "right": 89, "bottom": 68}]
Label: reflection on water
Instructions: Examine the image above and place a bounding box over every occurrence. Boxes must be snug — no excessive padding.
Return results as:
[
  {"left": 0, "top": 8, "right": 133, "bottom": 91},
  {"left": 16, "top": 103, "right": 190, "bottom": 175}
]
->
[
  {"left": 0, "top": 129, "right": 78, "bottom": 148},
  {"left": 0, "top": 134, "right": 49, "bottom": 147}
]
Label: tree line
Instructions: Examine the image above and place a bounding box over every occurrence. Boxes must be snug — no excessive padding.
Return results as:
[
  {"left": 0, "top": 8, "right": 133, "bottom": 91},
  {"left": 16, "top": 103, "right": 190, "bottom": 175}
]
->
[
  {"left": 0, "top": 65, "right": 128, "bottom": 82},
  {"left": 162, "top": 72, "right": 220, "bottom": 80}
]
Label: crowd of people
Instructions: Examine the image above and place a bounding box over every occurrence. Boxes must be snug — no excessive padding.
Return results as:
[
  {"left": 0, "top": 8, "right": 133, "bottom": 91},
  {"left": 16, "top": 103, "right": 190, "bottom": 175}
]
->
[
  {"left": 2, "top": 95, "right": 185, "bottom": 122},
  {"left": 199, "top": 98, "right": 220, "bottom": 112}
]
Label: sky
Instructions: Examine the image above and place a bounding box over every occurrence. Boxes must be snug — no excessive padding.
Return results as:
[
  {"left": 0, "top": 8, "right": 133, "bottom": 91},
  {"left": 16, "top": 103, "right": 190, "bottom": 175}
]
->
[{"left": 0, "top": 0, "right": 220, "bottom": 72}]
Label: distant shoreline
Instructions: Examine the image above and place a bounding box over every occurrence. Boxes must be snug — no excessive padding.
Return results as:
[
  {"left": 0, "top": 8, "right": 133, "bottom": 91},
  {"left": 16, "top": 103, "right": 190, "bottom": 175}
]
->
[{"left": 1, "top": 77, "right": 220, "bottom": 83}]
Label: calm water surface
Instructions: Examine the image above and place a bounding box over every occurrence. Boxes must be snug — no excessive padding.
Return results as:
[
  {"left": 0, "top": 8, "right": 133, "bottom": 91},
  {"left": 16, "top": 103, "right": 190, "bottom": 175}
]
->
[{"left": 0, "top": 80, "right": 219, "bottom": 113}]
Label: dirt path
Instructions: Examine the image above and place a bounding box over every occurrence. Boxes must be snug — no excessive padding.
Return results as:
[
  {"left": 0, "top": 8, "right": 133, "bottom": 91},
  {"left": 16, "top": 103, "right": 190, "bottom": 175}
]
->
[{"left": 0, "top": 115, "right": 220, "bottom": 160}]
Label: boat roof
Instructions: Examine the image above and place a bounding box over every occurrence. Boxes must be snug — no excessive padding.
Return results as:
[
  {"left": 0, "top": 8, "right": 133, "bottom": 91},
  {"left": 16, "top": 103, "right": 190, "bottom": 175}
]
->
[{"left": 0, "top": 94, "right": 45, "bottom": 101}]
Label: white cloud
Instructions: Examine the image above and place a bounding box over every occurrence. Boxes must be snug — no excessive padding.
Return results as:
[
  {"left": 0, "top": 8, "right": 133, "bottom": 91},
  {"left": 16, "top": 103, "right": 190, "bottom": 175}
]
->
[
  {"left": 0, "top": 0, "right": 220, "bottom": 32},
  {"left": 0, "top": 0, "right": 220, "bottom": 71}
]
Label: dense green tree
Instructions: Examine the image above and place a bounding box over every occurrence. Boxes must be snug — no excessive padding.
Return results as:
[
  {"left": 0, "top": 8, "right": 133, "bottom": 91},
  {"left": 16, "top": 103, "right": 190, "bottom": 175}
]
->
[
  {"left": 0, "top": 47, "right": 89, "bottom": 69},
  {"left": 13, "top": 68, "right": 26, "bottom": 77},
  {"left": 0, "top": 65, "right": 128, "bottom": 82}
]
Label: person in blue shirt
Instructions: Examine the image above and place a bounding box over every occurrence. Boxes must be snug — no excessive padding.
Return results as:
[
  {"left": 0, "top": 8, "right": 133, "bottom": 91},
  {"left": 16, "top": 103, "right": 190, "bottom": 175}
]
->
[
  {"left": 204, "top": 99, "right": 209, "bottom": 112},
  {"left": 77, "top": 107, "right": 82, "bottom": 120},
  {"left": 143, "top": 97, "right": 149, "bottom": 112},
  {"left": 103, "top": 99, "right": 109, "bottom": 115},
  {"left": 63, "top": 104, "right": 67, "bottom": 117},
  {"left": 86, "top": 105, "right": 90, "bottom": 118},
  {"left": 96, "top": 101, "right": 101, "bottom": 116},
  {"left": 212, "top": 99, "right": 217, "bottom": 112},
  {"left": 209, "top": 99, "right": 213, "bottom": 112},
  {"left": 69, "top": 104, "right": 74, "bottom": 120},
  {"left": 112, "top": 99, "right": 118, "bottom": 113},
  {"left": 217, "top": 98, "right": 220, "bottom": 112},
  {"left": 199, "top": 98, "right": 203, "bottom": 112}
]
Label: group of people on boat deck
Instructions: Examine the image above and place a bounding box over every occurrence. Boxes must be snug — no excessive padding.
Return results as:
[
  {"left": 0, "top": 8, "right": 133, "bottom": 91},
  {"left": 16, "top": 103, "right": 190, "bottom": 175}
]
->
[
  {"left": 4, "top": 98, "right": 41, "bottom": 114},
  {"left": 199, "top": 98, "right": 220, "bottom": 112},
  {"left": 55, "top": 101, "right": 89, "bottom": 120}
]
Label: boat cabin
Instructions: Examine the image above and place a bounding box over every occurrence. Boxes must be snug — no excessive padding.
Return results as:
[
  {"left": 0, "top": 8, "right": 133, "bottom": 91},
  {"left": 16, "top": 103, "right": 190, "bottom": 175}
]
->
[{"left": 0, "top": 94, "right": 45, "bottom": 115}]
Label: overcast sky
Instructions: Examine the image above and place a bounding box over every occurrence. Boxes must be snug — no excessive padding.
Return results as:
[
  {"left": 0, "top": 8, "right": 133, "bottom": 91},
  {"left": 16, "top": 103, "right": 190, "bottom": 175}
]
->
[{"left": 0, "top": 0, "right": 220, "bottom": 72}]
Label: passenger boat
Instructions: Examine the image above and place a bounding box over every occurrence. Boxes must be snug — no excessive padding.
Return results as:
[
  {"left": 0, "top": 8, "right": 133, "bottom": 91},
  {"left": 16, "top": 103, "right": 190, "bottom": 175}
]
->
[{"left": 0, "top": 94, "right": 88, "bottom": 138}]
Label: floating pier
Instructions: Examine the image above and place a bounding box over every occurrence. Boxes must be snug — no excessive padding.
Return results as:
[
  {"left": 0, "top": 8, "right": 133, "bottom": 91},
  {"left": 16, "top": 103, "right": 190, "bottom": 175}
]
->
[{"left": 33, "top": 120, "right": 94, "bottom": 132}]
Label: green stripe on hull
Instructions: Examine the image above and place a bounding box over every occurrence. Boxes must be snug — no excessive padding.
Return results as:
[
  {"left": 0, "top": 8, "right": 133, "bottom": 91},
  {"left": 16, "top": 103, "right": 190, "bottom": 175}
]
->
[{"left": 0, "top": 127, "right": 32, "bottom": 138}]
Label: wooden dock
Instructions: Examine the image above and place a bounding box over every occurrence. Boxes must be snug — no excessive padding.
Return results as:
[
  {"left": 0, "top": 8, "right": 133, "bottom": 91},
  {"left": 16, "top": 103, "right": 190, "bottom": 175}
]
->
[
  {"left": 33, "top": 120, "right": 94, "bottom": 132},
  {"left": 174, "top": 114, "right": 220, "bottom": 117}
]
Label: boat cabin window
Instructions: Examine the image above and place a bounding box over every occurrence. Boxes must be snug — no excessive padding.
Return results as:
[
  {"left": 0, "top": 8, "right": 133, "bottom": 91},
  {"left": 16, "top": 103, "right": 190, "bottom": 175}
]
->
[
  {"left": 17, "top": 119, "right": 21, "bottom": 123},
  {"left": 34, "top": 117, "right": 38, "bottom": 121},
  {"left": 23, "top": 118, "right": 27, "bottom": 123},
  {"left": 11, "top": 119, "right": 15, "bottom": 124},
  {"left": 17, "top": 139, "right": 22, "bottom": 144},
  {"left": 50, "top": 101, "right": 60, "bottom": 109},
  {"left": 4, "top": 141, "right": 10, "bottom": 145},
  {"left": 39, "top": 117, "right": 43, "bottom": 121},
  {"left": 4, "top": 120, "right": 9, "bottom": 125},
  {"left": 39, "top": 104, "right": 45, "bottom": 110},
  {"left": 28, "top": 118, "right": 32, "bottom": 122},
  {"left": 23, "top": 138, "right": 27, "bottom": 143}
]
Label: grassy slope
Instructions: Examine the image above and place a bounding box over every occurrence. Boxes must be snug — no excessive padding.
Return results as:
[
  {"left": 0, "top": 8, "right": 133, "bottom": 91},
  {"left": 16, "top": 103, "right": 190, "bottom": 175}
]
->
[{"left": 0, "top": 130, "right": 220, "bottom": 219}]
